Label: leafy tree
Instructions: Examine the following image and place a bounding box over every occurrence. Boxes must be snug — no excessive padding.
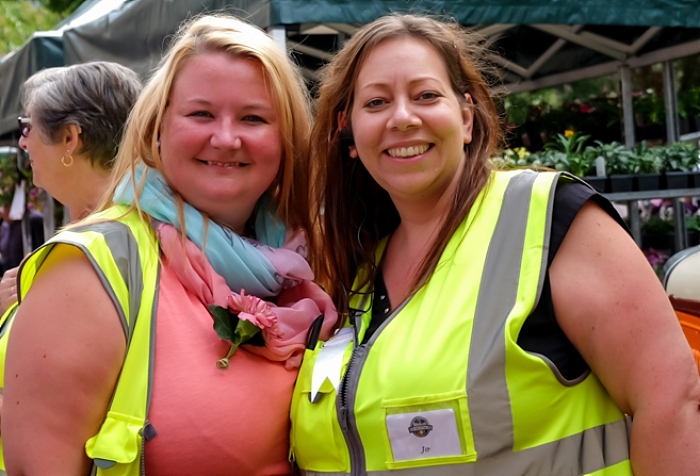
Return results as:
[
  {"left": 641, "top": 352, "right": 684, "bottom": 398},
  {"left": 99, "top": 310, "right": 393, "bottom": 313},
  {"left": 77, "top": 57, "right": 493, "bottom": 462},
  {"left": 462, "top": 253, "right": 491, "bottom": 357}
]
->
[
  {"left": 0, "top": 0, "right": 77, "bottom": 56},
  {"left": 40, "top": 0, "right": 85, "bottom": 15}
]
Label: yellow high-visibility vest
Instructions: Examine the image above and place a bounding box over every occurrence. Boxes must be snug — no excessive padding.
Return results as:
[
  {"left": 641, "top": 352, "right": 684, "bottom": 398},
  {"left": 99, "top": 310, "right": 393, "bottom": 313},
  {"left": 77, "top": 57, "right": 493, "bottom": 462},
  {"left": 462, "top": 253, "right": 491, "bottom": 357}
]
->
[
  {"left": 0, "top": 206, "right": 160, "bottom": 476},
  {"left": 290, "top": 170, "right": 631, "bottom": 476}
]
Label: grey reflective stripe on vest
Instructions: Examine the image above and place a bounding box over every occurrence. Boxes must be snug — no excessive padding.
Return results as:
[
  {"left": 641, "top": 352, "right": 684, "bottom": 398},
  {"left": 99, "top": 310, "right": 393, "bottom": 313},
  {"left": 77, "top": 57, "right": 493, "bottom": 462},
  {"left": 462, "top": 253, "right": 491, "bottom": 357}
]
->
[
  {"left": 468, "top": 171, "right": 629, "bottom": 473},
  {"left": 71, "top": 222, "right": 144, "bottom": 342},
  {"left": 467, "top": 171, "right": 536, "bottom": 457},
  {"left": 309, "top": 171, "right": 630, "bottom": 475}
]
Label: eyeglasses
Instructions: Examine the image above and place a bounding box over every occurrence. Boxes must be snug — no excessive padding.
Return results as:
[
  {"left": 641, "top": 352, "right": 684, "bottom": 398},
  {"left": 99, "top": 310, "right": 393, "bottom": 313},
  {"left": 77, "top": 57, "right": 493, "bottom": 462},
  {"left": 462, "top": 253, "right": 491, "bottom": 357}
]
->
[{"left": 17, "top": 117, "right": 32, "bottom": 138}]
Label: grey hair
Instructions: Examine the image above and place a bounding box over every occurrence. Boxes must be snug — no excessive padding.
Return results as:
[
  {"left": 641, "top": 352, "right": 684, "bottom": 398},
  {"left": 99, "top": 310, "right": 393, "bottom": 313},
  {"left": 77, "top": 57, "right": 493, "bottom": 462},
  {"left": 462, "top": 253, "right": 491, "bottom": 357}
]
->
[{"left": 21, "top": 61, "right": 142, "bottom": 170}]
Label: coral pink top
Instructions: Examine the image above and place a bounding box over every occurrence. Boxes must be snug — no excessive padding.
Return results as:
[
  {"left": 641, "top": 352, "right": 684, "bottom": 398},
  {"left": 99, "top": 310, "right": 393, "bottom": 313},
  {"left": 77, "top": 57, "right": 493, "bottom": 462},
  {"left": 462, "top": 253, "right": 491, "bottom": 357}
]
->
[{"left": 144, "top": 257, "right": 296, "bottom": 475}]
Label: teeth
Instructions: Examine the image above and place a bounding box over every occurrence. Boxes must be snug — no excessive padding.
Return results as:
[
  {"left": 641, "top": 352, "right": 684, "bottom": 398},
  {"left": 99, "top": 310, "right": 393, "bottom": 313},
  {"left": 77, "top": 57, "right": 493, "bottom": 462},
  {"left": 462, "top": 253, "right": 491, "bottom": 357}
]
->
[
  {"left": 387, "top": 144, "right": 429, "bottom": 158},
  {"left": 206, "top": 161, "right": 245, "bottom": 167}
]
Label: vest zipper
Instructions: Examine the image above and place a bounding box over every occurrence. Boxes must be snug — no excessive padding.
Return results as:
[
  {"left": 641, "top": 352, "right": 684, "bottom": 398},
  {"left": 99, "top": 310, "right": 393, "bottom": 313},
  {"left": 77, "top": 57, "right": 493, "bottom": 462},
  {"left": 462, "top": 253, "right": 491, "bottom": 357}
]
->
[
  {"left": 336, "top": 296, "right": 413, "bottom": 475},
  {"left": 337, "top": 309, "right": 368, "bottom": 476}
]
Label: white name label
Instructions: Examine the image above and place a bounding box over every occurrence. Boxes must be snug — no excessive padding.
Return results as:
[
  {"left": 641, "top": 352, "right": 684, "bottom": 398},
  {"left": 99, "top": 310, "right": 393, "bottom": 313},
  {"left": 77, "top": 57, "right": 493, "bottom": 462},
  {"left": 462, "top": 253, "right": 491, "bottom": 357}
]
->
[{"left": 386, "top": 408, "right": 463, "bottom": 461}]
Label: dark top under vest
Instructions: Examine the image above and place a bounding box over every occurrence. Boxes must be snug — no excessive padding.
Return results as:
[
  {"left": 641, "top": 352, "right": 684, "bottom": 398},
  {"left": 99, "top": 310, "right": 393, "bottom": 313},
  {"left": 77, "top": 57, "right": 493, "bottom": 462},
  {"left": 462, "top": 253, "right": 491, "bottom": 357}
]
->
[{"left": 364, "top": 181, "right": 626, "bottom": 381}]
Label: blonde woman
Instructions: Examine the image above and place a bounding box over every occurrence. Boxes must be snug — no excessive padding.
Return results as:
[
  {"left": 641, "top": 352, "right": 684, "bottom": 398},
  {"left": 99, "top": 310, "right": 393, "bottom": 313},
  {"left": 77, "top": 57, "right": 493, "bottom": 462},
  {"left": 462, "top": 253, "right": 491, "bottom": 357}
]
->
[{"left": 1, "top": 14, "right": 336, "bottom": 475}]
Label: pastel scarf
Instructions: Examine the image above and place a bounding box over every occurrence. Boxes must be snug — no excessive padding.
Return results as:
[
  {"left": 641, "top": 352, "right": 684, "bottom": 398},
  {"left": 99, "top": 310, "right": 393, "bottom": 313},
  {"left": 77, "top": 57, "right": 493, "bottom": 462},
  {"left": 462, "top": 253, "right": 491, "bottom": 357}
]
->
[{"left": 114, "top": 166, "right": 337, "bottom": 368}]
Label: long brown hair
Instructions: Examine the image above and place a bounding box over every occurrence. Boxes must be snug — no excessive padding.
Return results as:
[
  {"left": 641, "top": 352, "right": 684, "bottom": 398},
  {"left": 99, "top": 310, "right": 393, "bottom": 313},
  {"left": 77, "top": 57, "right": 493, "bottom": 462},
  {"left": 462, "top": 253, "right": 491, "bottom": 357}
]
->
[{"left": 310, "top": 14, "right": 501, "bottom": 314}]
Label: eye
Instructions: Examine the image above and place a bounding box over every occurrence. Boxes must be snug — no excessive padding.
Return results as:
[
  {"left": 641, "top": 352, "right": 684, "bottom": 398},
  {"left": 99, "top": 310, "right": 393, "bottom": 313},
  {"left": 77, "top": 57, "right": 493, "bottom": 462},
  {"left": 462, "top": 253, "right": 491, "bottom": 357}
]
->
[
  {"left": 242, "top": 115, "right": 268, "bottom": 124},
  {"left": 418, "top": 92, "right": 440, "bottom": 101},
  {"left": 364, "top": 98, "right": 386, "bottom": 108},
  {"left": 188, "top": 110, "right": 213, "bottom": 118}
]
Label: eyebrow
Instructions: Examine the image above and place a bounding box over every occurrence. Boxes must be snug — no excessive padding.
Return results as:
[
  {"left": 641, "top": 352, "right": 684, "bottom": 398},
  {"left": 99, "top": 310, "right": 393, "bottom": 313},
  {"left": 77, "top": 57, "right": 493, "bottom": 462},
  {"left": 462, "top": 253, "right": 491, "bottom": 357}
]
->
[
  {"left": 182, "top": 98, "right": 274, "bottom": 112},
  {"left": 358, "top": 76, "right": 445, "bottom": 91}
]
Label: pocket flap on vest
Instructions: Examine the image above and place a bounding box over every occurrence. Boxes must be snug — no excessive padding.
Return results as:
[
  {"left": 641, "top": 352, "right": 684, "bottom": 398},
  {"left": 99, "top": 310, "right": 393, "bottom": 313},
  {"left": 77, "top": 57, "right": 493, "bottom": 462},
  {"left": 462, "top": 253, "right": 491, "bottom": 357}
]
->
[{"left": 85, "top": 411, "right": 143, "bottom": 465}]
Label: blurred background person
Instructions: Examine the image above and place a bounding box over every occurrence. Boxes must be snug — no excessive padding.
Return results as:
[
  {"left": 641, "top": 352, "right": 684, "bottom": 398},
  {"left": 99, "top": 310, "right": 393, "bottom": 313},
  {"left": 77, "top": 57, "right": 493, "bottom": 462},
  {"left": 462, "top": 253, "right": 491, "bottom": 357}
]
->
[{"left": 0, "top": 61, "right": 142, "bottom": 313}]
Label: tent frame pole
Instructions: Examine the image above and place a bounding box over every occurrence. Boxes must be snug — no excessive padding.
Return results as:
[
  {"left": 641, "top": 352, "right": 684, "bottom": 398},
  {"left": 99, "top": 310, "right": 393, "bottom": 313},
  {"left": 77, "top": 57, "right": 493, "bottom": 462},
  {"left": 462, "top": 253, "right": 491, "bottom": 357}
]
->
[
  {"left": 619, "top": 63, "right": 635, "bottom": 148},
  {"left": 663, "top": 60, "right": 679, "bottom": 144},
  {"left": 268, "top": 25, "right": 287, "bottom": 52}
]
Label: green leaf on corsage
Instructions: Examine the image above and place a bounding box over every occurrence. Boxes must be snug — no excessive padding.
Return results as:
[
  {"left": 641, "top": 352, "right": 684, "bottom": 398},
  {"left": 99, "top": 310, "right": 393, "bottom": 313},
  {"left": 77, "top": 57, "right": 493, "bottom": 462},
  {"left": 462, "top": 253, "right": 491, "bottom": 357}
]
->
[{"left": 210, "top": 304, "right": 262, "bottom": 370}]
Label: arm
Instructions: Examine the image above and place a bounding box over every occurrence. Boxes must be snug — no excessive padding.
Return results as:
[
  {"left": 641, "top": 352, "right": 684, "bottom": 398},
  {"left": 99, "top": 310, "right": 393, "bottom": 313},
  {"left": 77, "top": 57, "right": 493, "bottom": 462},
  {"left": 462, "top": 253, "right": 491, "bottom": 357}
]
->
[
  {"left": 0, "top": 266, "right": 18, "bottom": 314},
  {"left": 2, "top": 245, "right": 126, "bottom": 475},
  {"left": 551, "top": 201, "right": 700, "bottom": 475}
]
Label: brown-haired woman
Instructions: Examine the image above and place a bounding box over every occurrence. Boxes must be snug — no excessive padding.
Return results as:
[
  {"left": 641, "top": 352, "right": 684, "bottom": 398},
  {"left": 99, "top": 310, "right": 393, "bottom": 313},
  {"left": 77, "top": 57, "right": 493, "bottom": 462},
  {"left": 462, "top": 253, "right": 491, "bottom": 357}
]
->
[{"left": 291, "top": 13, "right": 700, "bottom": 475}]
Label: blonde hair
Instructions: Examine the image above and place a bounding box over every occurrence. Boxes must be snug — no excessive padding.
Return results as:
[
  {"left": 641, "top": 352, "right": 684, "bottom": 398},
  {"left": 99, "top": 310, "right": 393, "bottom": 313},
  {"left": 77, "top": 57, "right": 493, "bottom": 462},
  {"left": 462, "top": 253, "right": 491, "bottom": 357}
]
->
[{"left": 83, "top": 13, "right": 312, "bottom": 238}]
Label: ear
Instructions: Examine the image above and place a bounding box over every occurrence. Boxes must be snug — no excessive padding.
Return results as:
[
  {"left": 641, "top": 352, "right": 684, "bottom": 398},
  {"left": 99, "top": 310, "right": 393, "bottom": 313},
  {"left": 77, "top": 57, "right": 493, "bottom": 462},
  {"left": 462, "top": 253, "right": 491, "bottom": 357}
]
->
[
  {"left": 462, "top": 93, "right": 475, "bottom": 145},
  {"left": 62, "top": 124, "right": 82, "bottom": 155},
  {"left": 337, "top": 111, "right": 347, "bottom": 132}
]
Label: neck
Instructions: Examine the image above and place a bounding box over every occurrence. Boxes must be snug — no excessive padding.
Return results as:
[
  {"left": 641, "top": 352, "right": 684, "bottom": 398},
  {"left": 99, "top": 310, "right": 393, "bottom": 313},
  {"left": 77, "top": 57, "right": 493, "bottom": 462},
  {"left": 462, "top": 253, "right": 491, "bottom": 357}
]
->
[{"left": 64, "top": 167, "right": 112, "bottom": 223}]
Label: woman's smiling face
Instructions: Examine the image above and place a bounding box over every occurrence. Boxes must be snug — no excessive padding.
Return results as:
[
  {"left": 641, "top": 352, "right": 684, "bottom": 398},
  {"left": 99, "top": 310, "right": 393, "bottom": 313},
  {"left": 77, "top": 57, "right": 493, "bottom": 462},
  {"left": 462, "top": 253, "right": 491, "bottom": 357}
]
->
[
  {"left": 350, "top": 36, "right": 474, "bottom": 207},
  {"left": 159, "top": 51, "right": 282, "bottom": 232}
]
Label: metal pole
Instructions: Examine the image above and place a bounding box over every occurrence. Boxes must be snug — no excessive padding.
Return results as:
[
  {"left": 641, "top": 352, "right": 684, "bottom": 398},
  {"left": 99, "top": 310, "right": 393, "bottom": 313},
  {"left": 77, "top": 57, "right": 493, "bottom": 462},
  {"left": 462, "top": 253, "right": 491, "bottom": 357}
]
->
[
  {"left": 662, "top": 60, "right": 679, "bottom": 144},
  {"left": 673, "top": 198, "right": 687, "bottom": 251},
  {"left": 629, "top": 201, "right": 642, "bottom": 246},
  {"left": 619, "top": 64, "right": 636, "bottom": 148},
  {"left": 268, "top": 25, "right": 287, "bottom": 53}
]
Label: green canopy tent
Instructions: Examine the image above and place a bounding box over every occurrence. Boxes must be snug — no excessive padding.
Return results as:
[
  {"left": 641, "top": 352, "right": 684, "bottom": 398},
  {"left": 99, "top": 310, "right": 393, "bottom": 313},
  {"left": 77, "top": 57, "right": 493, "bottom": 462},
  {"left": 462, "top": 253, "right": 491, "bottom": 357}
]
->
[
  {"left": 2, "top": 0, "right": 698, "bottom": 142},
  {"left": 59, "top": 0, "right": 700, "bottom": 146},
  {"left": 0, "top": 0, "right": 129, "bottom": 142}
]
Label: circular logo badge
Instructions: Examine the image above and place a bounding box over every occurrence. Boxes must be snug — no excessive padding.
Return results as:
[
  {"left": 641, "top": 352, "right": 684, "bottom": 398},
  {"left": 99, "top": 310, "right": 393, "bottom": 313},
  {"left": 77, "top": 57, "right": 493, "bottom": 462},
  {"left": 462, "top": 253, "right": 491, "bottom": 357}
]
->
[{"left": 408, "top": 416, "right": 433, "bottom": 438}]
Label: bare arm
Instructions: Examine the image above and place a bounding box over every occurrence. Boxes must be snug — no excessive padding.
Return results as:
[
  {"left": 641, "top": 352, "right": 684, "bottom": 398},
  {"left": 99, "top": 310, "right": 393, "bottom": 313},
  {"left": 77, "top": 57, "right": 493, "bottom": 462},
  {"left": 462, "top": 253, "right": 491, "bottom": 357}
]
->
[
  {"left": 0, "top": 266, "right": 18, "bottom": 315},
  {"left": 551, "top": 201, "right": 700, "bottom": 475},
  {"left": 2, "top": 245, "right": 126, "bottom": 475}
]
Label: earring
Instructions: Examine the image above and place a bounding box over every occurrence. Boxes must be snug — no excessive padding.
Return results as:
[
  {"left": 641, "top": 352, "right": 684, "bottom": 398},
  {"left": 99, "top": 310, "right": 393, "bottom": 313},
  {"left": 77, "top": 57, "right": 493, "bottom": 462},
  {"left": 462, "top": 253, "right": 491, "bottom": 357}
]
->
[{"left": 61, "top": 151, "right": 74, "bottom": 167}]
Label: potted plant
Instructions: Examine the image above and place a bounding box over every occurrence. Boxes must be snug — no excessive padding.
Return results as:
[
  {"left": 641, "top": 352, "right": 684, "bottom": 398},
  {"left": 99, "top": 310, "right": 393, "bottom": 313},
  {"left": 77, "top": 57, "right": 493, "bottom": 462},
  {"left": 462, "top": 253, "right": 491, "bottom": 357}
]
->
[
  {"left": 626, "top": 141, "right": 663, "bottom": 191},
  {"left": 584, "top": 140, "right": 634, "bottom": 192},
  {"left": 539, "top": 132, "right": 601, "bottom": 189},
  {"left": 659, "top": 142, "right": 700, "bottom": 189}
]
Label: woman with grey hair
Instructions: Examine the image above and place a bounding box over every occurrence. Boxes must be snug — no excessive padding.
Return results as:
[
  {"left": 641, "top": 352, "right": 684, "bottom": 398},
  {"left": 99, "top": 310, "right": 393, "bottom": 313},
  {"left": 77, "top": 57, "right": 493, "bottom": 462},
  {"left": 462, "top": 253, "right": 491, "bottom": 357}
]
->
[
  {"left": 0, "top": 62, "right": 142, "bottom": 312},
  {"left": 18, "top": 61, "right": 142, "bottom": 220}
]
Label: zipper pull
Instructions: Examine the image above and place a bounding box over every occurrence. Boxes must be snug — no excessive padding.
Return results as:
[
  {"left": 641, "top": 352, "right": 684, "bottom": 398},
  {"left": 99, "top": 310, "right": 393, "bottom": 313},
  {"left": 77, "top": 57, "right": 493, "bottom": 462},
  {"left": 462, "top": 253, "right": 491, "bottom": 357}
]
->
[
  {"left": 339, "top": 405, "right": 349, "bottom": 432},
  {"left": 352, "top": 309, "right": 363, "bottom": 346}
]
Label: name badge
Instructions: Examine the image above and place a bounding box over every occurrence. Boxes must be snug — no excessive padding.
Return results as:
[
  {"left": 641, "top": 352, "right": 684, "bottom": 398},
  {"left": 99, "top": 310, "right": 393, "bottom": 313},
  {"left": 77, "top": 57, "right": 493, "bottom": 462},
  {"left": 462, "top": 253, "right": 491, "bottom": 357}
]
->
[
  {"left": 309, "top": 327, "right": 354, "bottom": 402},
  {"left": 386, "top": 409, "right": 463, "bottom": 461}
]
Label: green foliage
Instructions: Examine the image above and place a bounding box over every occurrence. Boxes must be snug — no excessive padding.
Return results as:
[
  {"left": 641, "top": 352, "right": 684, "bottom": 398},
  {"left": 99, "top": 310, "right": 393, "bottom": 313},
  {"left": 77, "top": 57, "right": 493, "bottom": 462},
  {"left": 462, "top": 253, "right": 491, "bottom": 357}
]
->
[
  {"left": 0, "top": 1, "right": 64, "bottom": 55},
  {"left": 678, "top": 87, "right": 700, "bottom": 119},
  {"left": 489, "top": 147, "right": 532, "bottom": 169},
  {"left": 497, "top": 137, "right": 699, "bottom": 177},
  {"left": 0, "top": 147, "right": 36, "bottom": 208},
  {"left": 40, "top": 0, "right": 85, "bottom": 14},
  {"left": 658, "top": 142, "right": 700, "bottom": 172},
  {"left": 584, "top": 140, "right": 630, "bottom": 175},
  {"left": 538, "top": 132, "right": 594, "bottom": 177},
  {"left": 626, "top": 142, "right": 662, "bottom": 174},
  {"left": 642, "top": 214, "right": 674, "bottom": 235},
  {"left": 686, "top": 215, "right": 700, "bottom": 232},
  {"left": 633, "top": 90, "right": 666, "bottom": 125}
]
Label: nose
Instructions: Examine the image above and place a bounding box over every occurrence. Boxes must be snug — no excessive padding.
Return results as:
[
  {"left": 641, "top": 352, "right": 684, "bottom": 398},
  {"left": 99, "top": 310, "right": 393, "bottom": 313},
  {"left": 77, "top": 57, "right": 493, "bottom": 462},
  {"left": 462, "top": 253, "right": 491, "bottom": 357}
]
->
[
  {"left": 387, "top": 98, "right": 421, "bottom": 131},
  {"left": 210, "top": 119, "right": 242, "bottom": 149},
  {"left": 18, "top": 135, "right": 28, "bottom": 150}
]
